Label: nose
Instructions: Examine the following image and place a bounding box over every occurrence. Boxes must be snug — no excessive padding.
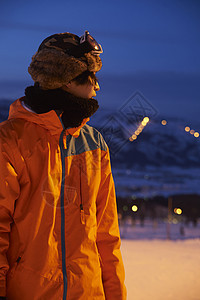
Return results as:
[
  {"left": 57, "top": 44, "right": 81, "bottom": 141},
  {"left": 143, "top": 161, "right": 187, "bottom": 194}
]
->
[{"left": 94, "top": 82, "right": 100, "bottom": 91}]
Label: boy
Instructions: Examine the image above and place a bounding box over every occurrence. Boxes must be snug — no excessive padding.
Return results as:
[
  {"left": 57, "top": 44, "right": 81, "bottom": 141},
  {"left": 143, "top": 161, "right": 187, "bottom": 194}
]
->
[{"left": 0, "top": 30, "right": 127, "bottom": 299}]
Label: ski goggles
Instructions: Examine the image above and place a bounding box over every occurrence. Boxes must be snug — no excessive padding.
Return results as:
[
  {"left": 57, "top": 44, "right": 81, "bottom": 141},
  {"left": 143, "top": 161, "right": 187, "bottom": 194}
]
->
[
  {"left": 79, "top": 30, "right": 103, "bottom": 56},
  {"left": 37, "top": 31, "right": 103, "bottom": 58}
]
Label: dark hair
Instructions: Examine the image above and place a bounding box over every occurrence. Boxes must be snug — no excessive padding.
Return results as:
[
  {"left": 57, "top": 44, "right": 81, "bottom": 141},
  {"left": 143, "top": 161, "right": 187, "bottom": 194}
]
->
[{"left": 72, "top": 71, "right": 98, "bottom": 86}]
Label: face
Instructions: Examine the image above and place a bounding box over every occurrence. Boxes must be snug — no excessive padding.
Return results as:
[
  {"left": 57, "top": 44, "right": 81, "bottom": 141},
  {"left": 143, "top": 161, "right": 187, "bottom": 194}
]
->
[{"left": 61, "top": 79, "right": 100, "bottom": 99}]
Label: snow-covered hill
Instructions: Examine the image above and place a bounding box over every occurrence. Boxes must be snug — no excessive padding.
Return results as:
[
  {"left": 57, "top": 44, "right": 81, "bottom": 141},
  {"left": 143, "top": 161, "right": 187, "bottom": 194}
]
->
[
  {"left": 89, "top": 106, "right": 200, "bottom": 197},
  {"left": 89, "top": 106, "right": 200, "bottom": 169},
  {"left": 1, "top": 99, "right": 200, "bottom": 197}
]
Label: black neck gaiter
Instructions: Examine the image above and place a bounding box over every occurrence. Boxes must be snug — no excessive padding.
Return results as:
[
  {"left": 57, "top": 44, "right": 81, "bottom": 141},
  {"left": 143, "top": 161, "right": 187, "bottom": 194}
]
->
[{"left": 24, "top": 84, "right": 99, "bottom": 129}]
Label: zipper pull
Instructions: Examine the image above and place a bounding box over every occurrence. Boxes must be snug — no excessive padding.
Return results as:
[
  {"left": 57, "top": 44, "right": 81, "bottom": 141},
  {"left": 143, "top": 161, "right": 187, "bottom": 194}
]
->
[
  {"left": 80, "top": 204, "right": 85, "bottom": 225},
  {"left": 16, "top": 256, "right": 21, "bottom": 263}
]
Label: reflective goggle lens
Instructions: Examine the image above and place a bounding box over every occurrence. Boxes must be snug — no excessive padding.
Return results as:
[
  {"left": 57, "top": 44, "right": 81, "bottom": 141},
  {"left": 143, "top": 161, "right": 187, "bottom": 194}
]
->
[{"left": 80, "top": 31, "right": 103, "bottom": 55}]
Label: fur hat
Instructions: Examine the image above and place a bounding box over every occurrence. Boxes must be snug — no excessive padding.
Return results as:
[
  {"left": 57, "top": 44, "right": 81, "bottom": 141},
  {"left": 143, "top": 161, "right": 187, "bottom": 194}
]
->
[{"left": 28, "top": 32, "right": 102, "bottom": 89}]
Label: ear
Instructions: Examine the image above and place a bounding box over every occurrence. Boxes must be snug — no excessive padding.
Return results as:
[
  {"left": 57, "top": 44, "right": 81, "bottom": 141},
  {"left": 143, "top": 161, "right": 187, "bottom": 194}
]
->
[
  {"left": 61, "top": 81, "right": 72, "bottom": 91},
  {"left": 64, "top": 81, "right": 72, "bottom": 88}
]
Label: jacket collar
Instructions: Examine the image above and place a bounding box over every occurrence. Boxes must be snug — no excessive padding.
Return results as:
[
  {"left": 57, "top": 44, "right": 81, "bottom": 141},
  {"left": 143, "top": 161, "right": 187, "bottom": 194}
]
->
[{"left": 8, "top": 97, "right": 90, "bottom": 137}]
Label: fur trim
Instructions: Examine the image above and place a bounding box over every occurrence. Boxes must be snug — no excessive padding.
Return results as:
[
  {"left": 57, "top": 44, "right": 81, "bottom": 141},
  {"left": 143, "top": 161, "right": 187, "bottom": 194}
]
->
[
  {"left": 28, "top": 48, "right": 102, "bottom": 89},
  {"left": 84, "top": 52, "right": 102, "bottom": 72}
]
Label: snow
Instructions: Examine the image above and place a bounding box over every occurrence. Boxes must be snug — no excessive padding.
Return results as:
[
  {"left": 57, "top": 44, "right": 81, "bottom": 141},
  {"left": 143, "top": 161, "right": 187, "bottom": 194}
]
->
[
  {"left": 121, "top": 239, "right": 200, "bottom": 300},
  {"left": 120, "top": 221, "right": 200, "bottom": 300}
]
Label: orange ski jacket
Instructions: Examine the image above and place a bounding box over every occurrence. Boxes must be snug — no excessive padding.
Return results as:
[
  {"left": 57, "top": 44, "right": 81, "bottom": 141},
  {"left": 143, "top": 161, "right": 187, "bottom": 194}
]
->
[{"left": 0, "top": 98, "right": 127, "bottom": 300}]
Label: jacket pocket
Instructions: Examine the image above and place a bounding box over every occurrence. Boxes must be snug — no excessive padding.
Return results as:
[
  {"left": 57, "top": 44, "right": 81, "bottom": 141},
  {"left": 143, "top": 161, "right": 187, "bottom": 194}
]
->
[{"left": 6, "top": 264, "right": 63, "bottom": 300}]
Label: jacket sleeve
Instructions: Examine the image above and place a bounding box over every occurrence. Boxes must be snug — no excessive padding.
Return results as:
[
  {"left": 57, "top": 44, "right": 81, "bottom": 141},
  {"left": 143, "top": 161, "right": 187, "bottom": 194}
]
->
[
  {"left": 96, "top": 145, "right": 127, "bottom": 300},
  {"left": 0, "top": 136, "right": 20, "bottom": 296}
]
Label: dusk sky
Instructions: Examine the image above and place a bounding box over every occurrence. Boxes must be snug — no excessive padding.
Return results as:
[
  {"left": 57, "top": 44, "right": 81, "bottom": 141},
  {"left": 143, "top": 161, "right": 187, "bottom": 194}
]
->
[{"left": 0, "top": 0, "right": 200, "bottom": 122}]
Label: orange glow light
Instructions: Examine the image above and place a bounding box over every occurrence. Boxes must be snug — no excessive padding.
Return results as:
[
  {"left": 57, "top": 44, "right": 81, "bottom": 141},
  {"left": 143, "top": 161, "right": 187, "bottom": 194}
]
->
[
  {"left": 185, "top": 126, "right": 190, "bottom": 132},
  {"left": 174, "top": 208, "right": 182, "bottom": 215},
  {"left": 194, "top": 132, "right": 199, "bottom": 138},
  {"left": 190, "top": 130, "right": 195, "bottom": 135},
  {"left": 129, "top": 135, "right": 137, "bottom": 141},
  {"left": 161, "top": 120, "right": 167, "bottom": 125}
]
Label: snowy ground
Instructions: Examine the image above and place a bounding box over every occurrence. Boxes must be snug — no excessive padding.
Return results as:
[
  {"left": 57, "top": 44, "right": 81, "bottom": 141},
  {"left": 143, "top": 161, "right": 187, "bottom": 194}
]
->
[
  {"left": 121, "top": 239, "right": 200, "bottom": 300},
  {"left": 120, "top": 220, "right": 200, "bottom": 300}
]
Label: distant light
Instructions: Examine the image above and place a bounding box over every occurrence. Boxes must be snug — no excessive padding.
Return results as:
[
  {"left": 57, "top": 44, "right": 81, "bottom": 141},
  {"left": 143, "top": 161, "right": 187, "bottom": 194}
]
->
[
  {"left": 129, "top": 134, "right": 137, "bottom": 141},
  {"left": 194, "top": 132, "right": 199, "bottom": 138},
  {"left": 190, "top": 129, "right": 195, "bottom": 135},
  {"left": 143, "top": 117, "right": 149, "bottom": 124},
  {"left": 172, "top": 219, "right": 178, "bottom": 224},
  {"left": 174, "top": 208, "right": 182, "bottom": 215},
  {"left": 129, "top": 117, "right": 149, "bottom": 141},
  {"left": 132, "top": 205, "right": 138, "bottom": 212},
  {"left": 135, "top": 130, "right": 140, "bottom": 136},
  {"left": 123, "top": 205, "right": 128, "bottom": 212},
  {"left": 161, "top": 120, "right": 167, "bottom": 126},
  {"left": 141, "top": 120, "right": 147, "bottom": 126},
  {"left": 118, "top": 213, "right": 122, "bottom": 220},
  {"left": 185, "top": 126, "right": 190, "bottom": 132},
  {"left": 176, "top": 208, "right": 182, "bottom": 215}
]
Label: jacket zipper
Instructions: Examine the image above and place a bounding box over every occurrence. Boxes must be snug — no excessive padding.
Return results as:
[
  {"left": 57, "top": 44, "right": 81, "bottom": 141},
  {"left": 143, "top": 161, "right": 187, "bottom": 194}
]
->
[
  {"left": 59, "top": 128, "right": 86, "bottom": 299},
  {"left": 79, "top": 164, "right": 86, "bottom": 225},
  {"left": 59, "top": 130, "right": 68, "bottom": 300},
  {"left": 16, "top": 256, "right": 21, "bottom": 263}
]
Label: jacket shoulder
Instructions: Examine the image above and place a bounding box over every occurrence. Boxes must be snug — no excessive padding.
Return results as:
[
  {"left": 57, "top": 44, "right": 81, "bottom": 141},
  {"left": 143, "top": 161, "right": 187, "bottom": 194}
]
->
[
  {"left": 0, "top": 119, "right": 15, "bottom": 139},
  {"left": 0, "top": 118, "right": 26, "bottom": 140},
  {"left": 81, "top": 124, "right": 107, "bottom": 152}
]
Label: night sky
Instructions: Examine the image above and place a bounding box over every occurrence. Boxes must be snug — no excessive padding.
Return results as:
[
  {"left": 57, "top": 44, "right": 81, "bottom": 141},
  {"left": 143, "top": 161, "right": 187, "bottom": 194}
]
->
[{"left": 0, "top": 0, "right": 200, "bottom": 122}]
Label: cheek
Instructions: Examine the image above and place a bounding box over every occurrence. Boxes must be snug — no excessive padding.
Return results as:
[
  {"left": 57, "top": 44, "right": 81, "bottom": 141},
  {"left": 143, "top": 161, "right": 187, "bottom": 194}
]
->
[
  {"left": 83, "top": 86, "right": 93, "bottom": 98},
  {"left": 89, "top": 85, "right": 95, "bottom": 93},
  {"left": 75, "top": 84, "right": 94, "bottom": 98}
]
